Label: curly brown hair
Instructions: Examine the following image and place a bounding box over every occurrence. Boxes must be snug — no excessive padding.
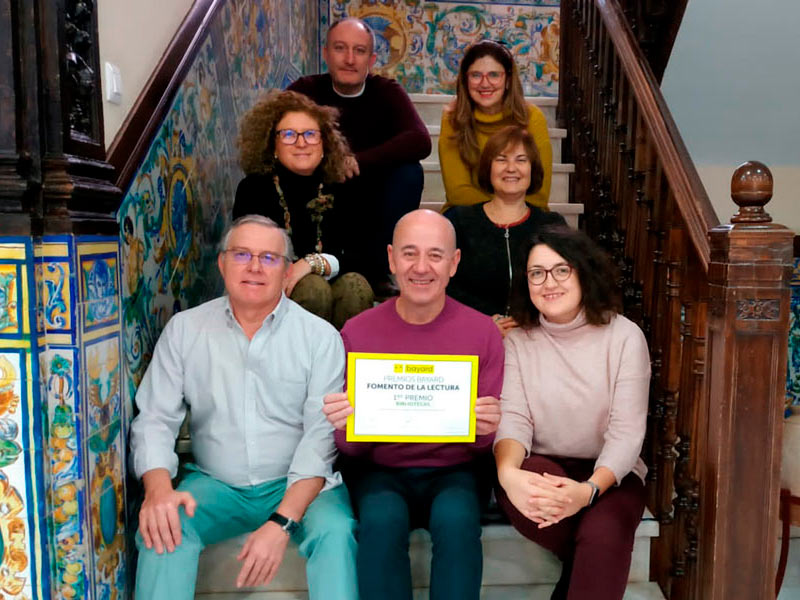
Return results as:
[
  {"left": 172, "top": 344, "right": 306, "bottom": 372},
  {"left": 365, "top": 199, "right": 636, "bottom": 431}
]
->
[
  {"left": 237, "top": 89, "right": 351, "bottom": 183},
  {"left": 448, "top": 40, "right": 529, "bottom": 169}
]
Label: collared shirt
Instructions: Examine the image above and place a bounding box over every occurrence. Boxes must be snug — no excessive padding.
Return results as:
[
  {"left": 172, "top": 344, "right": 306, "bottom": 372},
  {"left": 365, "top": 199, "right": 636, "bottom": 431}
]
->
[{"left": 130, "top": 294, "right": 345, "bottom": 490}]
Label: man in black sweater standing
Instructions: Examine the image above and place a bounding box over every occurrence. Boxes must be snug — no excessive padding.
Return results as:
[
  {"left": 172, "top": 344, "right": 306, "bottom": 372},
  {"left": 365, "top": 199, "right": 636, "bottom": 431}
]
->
[{"left": 288, "top": 18, "right": 431, "bottom": 293}]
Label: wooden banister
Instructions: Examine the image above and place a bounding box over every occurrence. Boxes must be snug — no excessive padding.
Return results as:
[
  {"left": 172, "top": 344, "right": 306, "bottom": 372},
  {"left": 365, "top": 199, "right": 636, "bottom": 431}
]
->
[
  {"left": 107, "top": 0, "right": 221, "bottom": 193},
  {"left": 560, "top": 2, "right": 793, "bottom": 598}
]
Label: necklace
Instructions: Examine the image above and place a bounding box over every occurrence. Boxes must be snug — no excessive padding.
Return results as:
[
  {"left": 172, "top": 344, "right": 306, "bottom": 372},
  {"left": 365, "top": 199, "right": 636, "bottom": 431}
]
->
[{"left": 273, "top": 174, "right": 335, "bottom": 252}]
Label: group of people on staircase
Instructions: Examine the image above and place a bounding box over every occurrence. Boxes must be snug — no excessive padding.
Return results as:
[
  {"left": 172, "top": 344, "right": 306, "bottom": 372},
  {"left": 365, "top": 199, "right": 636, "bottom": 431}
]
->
[{"left": 129, "top": 16, "right": 652, "bottom": 600}]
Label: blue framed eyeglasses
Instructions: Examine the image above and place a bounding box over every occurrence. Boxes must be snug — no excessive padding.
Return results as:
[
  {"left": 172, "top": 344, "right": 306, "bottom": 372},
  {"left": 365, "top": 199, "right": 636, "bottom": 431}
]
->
[
  {"left": 276, "top": 129, "right": 322, "bottom": 145},
  {"left": 225, "top": 247, "right": 289, "bottom": 268}
]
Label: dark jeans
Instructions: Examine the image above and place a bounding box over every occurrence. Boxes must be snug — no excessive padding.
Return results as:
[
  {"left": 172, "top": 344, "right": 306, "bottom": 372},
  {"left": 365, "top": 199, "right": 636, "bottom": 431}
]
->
[
  {"left": 337, "top": 162, "right": 423, "bottom": 285},
  {"left": 347, "top": 463, "right": 483, "bottom": 600},
  {"left": 495, "top": 455, "right": 646, "bottom": 600}
]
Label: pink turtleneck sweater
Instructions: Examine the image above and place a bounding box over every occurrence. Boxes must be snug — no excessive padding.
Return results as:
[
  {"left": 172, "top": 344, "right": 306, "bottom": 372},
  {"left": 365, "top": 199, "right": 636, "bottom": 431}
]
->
[{"left": 496, "top": 311, "right": 651, "bottom": 483}]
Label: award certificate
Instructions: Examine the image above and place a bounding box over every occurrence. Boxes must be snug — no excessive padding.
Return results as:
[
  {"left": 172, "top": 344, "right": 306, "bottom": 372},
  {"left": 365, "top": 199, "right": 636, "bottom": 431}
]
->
[{"left": 345, "top": 352, "right": 479, "bottom": 443}]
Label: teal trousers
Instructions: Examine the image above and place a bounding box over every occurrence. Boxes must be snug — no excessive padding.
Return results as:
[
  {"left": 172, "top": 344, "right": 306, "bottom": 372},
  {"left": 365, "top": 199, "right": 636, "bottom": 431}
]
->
[{"left": 135, "top": 465, "right": 358, "bottom": 600}]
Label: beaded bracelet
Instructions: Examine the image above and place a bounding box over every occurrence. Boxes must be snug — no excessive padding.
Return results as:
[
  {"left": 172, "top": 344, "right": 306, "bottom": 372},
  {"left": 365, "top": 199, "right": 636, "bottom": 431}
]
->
[{"left": 304, "top": 253, "right": 326, "bottom": 276}]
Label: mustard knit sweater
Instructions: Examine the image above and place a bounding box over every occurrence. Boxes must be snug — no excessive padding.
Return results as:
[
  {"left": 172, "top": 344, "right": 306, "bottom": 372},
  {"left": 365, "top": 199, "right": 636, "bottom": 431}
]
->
[{"left": 438, "top": 104, "right": 552, "bottom": 211}]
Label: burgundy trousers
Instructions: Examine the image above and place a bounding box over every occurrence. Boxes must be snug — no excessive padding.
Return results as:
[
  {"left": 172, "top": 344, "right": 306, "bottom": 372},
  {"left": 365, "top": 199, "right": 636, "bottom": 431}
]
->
[{"left": 495, "top": 455, "right": 646, "bottom": 600}]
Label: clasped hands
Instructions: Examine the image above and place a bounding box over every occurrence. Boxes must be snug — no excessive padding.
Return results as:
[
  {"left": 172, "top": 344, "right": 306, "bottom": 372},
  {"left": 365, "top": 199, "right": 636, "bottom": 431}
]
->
[
  {"left": 139, "top": 480, "right": 289, "bottom": 589},
  {"left": 498, "top": 468, "right": 594, "bottom": 528},
  {"left": 322, "top": 392, "right": 502, "bottom": 435}
]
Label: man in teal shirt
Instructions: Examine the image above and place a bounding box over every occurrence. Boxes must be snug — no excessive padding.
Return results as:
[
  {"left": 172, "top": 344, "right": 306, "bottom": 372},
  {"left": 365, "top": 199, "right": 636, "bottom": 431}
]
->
[{"left": 130, "top": 215, "right": 357, "bottom": 599}]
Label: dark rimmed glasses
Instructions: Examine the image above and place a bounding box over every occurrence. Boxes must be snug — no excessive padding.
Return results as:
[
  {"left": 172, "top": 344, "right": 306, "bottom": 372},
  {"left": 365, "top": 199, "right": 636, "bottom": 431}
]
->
[
  {"left": 527, "top": 264, "right": 573, "bottom": 285},
  {"left": 276, "top": 129, "right": 322, "bottom": 145},
  {"left": 225, "top": 247, "right": 289, "bottom": 268}
]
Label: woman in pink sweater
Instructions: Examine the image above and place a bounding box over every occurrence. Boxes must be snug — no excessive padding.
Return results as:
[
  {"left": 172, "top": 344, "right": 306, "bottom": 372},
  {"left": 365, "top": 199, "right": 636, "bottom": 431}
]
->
[{"left": 494, "top": 227, "right": 651, "bottom": 600}]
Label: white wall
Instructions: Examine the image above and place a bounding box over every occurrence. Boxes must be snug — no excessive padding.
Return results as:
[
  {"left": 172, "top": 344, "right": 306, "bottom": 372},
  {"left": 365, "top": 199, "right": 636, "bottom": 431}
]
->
[
  {"left": 98, "top": 0, "right": 195, "bottom": 149},
  {"left": 661, "top": 0, "right": 800, "bottom": 232}
]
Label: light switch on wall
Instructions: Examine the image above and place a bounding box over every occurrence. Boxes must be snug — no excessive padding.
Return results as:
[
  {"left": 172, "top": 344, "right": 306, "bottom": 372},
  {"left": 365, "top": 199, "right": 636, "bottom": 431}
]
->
[{"left": 105, "top": 62, "right": 122, "bottom": 104}]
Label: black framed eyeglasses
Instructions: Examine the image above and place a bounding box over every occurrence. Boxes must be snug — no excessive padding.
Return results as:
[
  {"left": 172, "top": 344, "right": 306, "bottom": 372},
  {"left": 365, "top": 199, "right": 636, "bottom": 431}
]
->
[
  {"left": 225, "top": 247, "right": 289, "bottom": 268},
  {"left": 276, "top": 129, "right": 322, "bottom": 145},
  {"left": 527, "top": 264, "right": 573, "bottom": 285}
]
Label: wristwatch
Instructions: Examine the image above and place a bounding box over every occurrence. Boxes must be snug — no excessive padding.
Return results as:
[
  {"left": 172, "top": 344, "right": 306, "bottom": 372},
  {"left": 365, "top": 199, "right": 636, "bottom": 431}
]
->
[
  {"left": 268, "top": 512, "right": 300, "bottom": 535},
  {"left": 583, "top": 480, "right": 600, "bottom": 506}
]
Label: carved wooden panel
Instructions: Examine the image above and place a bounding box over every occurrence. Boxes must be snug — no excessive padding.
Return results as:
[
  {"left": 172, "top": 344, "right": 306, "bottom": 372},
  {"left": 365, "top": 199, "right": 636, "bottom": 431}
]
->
[
  {"left": 62, "top": 0, "right": 104, "bottom": 156},
  {"left": 736, "top": 298, "right": 780, "bottom": 321}
]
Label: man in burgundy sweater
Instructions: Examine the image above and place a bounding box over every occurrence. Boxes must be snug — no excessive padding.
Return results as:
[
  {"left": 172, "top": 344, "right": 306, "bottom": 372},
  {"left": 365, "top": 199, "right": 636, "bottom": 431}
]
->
[
  {"left": 287, "top": 18, "right": 431, "bottom": 290},
  {"left": 322, "top": 209, "right": 503, "bottom": 600}
]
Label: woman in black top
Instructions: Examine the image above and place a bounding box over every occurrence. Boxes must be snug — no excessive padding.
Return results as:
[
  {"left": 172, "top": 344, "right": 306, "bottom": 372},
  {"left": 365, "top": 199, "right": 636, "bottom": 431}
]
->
[
  {"left": 444, "top": 126, "right": 565, "bottom": 336},
  {"left": 234, "top": 90, "right": 373, "bottom": 328}
]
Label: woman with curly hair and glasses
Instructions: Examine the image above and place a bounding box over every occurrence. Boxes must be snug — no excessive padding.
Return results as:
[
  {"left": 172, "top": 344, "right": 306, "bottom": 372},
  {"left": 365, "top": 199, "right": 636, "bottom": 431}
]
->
[
  {"left": 439, "top": 40, "right": 553, "bottom": 212},
  {"left": 494, "top": 227, "right": 651, "bottom": 600},
  {"left": 234, "top": 89, "right": 373, "bottom": 329}
]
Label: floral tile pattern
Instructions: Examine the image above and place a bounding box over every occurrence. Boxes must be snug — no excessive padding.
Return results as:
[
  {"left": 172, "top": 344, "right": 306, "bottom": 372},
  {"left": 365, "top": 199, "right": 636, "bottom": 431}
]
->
[
  {"left": 43, "top": 347, "right": 89, "bottom": 600},
  {"left": 119, "top": 0, "right": 320, "bottom": 405},
  {"left": 0, "top": 264, "right": 20, "bottom": 335},
  {"left": 787, "top": 257, "right": 800, "bottom": 414},
  {"left": 40, "top": 262, "right": 72, "bottom": 333},
  {"left": 0, "top": 237, "right": 48, "bottom": 599},
  {"left": 323, "top": 0, "right": 560, "bottom": 96}
]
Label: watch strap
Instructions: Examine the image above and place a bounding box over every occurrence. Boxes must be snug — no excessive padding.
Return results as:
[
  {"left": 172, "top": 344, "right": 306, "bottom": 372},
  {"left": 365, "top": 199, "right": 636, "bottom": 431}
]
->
[
  {"left": 268, "top": 511, "right": 299, "bottom": 535},
  {"left": 583, "top": 480, "right": 600, "bottom": 506}
]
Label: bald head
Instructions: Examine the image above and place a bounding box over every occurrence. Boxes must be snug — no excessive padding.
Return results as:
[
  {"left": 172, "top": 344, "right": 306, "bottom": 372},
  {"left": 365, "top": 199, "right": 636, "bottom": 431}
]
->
[
  {"left": 388, "top": 209, "right": 461, "bottom": 323},
  {"left": 392, "top": 209, "right": 457, "bottom": 252},
  {"left": 326, "top": 18, "right": 375, "bottom": 55}
]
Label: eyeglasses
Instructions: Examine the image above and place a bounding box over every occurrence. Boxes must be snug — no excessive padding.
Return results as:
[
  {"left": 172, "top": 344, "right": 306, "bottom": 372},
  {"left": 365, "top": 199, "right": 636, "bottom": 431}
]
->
[
  {"left": 225, "top": 247, "right": 289, "bottom": 268},
  {"left": 276, "top": 129, "right": 322, "bottom": 145},
  {"left": 527, "top": 264, "right": 573, "bottom": 285},
  {"left": 467, "top": 70, "right": 506, "bottom": 85}
]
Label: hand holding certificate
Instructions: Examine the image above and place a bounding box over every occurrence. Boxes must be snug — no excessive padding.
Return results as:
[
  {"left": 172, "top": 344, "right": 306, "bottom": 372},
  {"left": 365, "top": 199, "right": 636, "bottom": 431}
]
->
[{"left": 346, "top": 353, "right": 479, "bottom": 442}]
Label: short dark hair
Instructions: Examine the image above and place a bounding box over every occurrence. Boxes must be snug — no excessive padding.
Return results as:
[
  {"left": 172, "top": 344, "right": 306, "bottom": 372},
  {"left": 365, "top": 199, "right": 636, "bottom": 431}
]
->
[
  {"left": 477, "top": 126, "right": 544, "bottom": 195},
  {"left": 509, "top": 226, "right": 622, "bottom": 329}
]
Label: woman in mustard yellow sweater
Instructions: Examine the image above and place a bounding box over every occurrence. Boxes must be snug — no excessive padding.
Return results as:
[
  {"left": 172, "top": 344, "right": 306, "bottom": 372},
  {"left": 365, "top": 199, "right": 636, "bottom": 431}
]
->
[{"left": 439, "top": 40, "right": 552, "bottom": 211}]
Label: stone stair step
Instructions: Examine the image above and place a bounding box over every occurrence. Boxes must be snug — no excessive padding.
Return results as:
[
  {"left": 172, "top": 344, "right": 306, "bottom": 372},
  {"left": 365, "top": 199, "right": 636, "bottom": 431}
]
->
[
  {"left": 421, "top": 161, "right": 575, "bottom": 208},
  {"left": 425, "top": 124, "right": 567, "bottom": 163},
  {"left": 196, "top": 582, "right": 666, "bottom": 599},
  {"left": 195, "top": 510, "right": 657, "bottom": 596},
  {"left": 410, "top": 93, "right": 558, "bottom": 128}
]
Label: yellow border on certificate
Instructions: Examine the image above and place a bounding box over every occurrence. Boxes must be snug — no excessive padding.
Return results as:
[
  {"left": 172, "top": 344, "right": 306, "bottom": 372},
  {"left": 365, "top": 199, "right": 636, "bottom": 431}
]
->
[{"left": 346, "top": 352, "right": 479, "bottom": 443}]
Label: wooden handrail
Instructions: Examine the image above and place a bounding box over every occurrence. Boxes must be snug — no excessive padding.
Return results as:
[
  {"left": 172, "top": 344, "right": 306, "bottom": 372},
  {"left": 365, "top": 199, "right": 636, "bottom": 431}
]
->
[
  {"left": 107, "top": 0, "right": 221, "bottom": 193},
  {"left": 560, "top": 1, "right": 793, "bottom": 598},
  {"left": 617, "top": 0, "right": 689, "bottom": 82},
  {"left": 596, "top": 0, "right": 719, "bottom": 267}
]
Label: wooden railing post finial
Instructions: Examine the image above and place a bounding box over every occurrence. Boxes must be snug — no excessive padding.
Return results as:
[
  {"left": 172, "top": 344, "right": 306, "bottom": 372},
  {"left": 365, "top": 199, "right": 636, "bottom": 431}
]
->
[{"left": 730, "top": 160, "right": 773, "bottom": 224}]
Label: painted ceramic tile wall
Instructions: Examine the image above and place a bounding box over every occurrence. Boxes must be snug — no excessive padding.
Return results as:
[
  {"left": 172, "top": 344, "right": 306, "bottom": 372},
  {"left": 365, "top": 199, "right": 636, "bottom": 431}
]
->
[
  {"left": 0, "top": 237, "right": 51, "bottom": 599},
  {"left": 787, "top": 257, "right": 800, "bottom": 414},
  {"left": 31, "top": 235, "right": 128, "bottom": 600},
  {"left": 118, "top": 0, "right": 320, "bottom": 408},
  {"left": 321, "top": 0, "right": 560, "bottom": 96},
  {"left": 76, "top": 238, "right": 127, "bottom": 600},
  {"left": 36, "top": 237, "right": 88, "bottom": 600}
]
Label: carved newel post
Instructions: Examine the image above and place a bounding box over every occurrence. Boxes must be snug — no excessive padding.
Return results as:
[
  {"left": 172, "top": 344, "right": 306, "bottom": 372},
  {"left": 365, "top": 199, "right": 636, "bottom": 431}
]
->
[{"left": 701, "top": 161, "right": 793, "bottom": 599}]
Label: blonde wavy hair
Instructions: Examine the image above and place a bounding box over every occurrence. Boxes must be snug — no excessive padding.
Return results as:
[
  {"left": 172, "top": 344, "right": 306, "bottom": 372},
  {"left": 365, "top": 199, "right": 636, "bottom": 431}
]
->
[
  {"left": 237, "top": 90, "right": 351, "bottom": 183},
  {"left": 449, "top": 41, "right": 529, "bottom": 169}
]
